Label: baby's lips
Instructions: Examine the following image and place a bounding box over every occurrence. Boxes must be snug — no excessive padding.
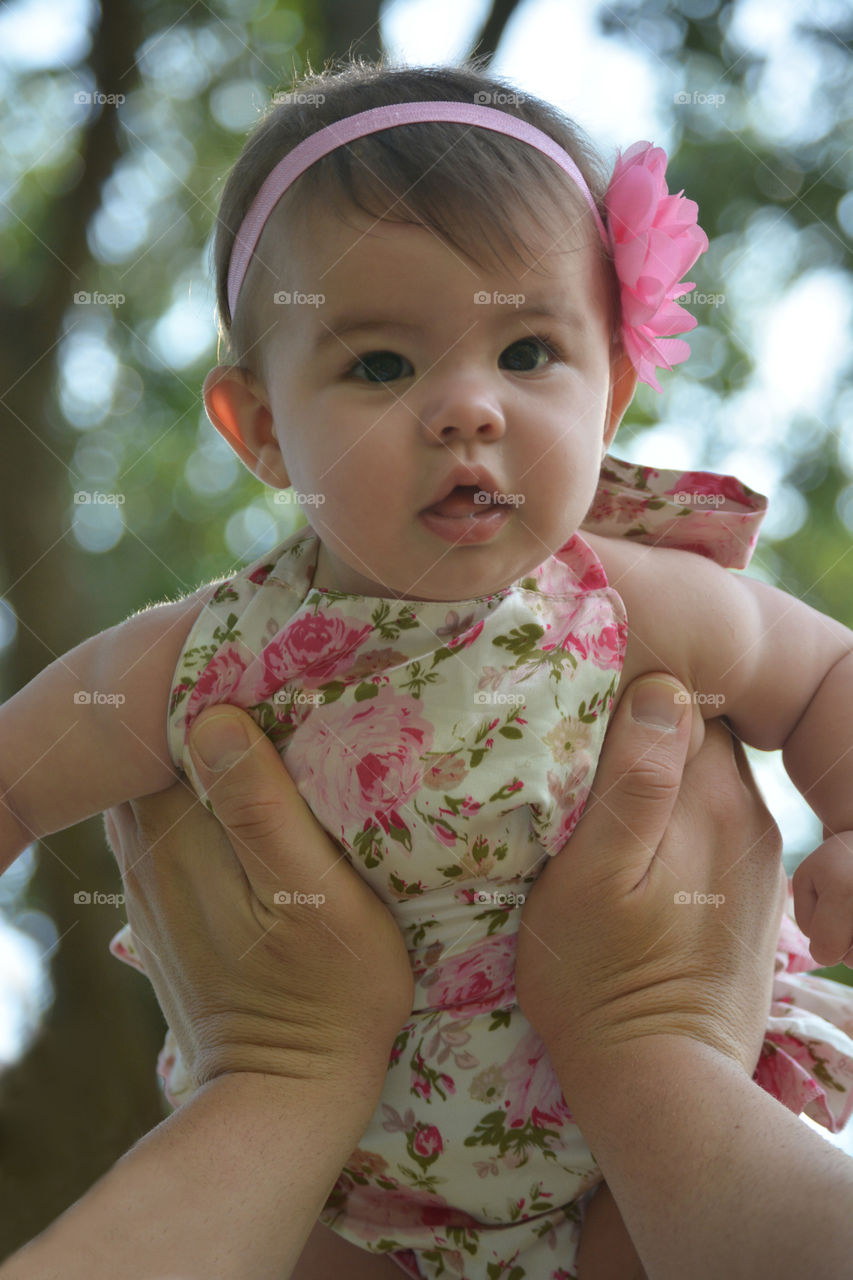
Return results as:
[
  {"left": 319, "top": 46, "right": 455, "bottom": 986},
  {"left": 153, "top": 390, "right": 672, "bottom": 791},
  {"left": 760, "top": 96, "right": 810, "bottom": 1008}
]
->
[
  {"left": 428, "top": 486, "right": 493, "bottom": 517},
  {"left": 424, "top": 463, "right": 504, "bottom": 510}
]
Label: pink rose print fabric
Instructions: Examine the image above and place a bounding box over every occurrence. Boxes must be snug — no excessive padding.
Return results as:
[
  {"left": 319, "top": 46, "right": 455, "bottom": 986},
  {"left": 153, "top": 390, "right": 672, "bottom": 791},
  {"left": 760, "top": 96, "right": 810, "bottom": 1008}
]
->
[
  {"left": 586, "top": 454, "right": 766, "bottom": 568},
  {"left": 111, "top": 456, "right": 853, "bottom": 1280}
]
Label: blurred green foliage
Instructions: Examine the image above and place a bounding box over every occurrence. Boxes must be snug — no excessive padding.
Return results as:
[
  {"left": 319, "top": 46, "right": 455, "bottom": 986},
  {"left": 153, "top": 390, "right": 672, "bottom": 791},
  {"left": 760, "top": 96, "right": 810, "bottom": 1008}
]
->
[
  {"left": 3, "top": 0, "right": 851, "bottom": 628},
  {"left": 0, "top": 0, "right": 852, "bottom": 1250},
  {"left": 1, "top": 0, "right": 853, "bottom": 1183}
]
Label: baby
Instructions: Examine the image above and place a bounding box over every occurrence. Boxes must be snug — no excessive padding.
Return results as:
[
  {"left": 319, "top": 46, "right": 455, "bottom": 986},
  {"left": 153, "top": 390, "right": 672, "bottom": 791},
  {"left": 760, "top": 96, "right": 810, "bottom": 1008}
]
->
[{"left": 3, "top": 60, "right": 853, "bottom": 1280}]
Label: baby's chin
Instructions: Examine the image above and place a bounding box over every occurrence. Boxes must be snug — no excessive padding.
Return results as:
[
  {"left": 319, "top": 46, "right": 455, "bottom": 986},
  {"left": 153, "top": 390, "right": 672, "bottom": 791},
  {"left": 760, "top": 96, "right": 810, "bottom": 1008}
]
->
[
  {"left": 363, "top": 555, "right": 550, "bottom": 604},
  {"left": 312, "top": 525, "right": 573, "bottom": 602},
  {"left": 313, "top": 560, "right": 514, "bottom": 604}
]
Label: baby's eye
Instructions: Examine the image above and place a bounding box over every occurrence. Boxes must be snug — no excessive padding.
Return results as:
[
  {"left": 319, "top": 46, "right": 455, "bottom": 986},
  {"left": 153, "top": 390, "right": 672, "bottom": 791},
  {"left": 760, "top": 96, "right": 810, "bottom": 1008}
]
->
[
  {"left": 499, "top": 336, "right": 562, "bottom": 372},
  {"left": 350, "top": 351, "right": 414, "bottom": 383}
]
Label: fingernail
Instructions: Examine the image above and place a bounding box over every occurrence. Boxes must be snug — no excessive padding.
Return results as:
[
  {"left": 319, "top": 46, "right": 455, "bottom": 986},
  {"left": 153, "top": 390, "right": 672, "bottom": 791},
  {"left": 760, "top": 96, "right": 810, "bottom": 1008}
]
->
[
  {"left": 630, "top": 679, "right": 687, "bottom": 730},
  {"left": 190, "top": 714, "right": 250, "bottom": 771}
]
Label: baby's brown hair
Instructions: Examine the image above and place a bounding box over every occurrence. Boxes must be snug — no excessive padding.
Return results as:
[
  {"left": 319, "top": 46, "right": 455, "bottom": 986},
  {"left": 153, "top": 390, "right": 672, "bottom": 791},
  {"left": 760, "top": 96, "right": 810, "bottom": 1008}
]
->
[{"left": 212, "top": 58, "right": 620, "bottom": 367}]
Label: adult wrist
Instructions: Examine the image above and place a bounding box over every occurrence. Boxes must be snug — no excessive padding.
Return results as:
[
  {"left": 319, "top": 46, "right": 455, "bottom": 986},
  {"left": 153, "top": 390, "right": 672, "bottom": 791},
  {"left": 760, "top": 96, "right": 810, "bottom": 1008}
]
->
[
  {"left": 551, "top": 1030, "right": 751, "bottom": 1123},
  {"left": 193, "top": 1040, "right": 393, "bottom": 1116}
]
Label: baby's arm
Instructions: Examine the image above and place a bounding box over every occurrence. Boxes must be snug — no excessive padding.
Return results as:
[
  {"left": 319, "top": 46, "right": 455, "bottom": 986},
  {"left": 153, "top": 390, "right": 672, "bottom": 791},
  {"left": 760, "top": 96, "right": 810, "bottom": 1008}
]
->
[
  {"left": 783, "top": 650, "right": 853, "bottom": 965},
  {"left": 0, "top": 587, "right": 214, "bottom": 876},
  {"left": 597, "top": 536, "right": 853, "bottom": 964},
  {"left": 691, "top": 573, "right": 853, "bottom": 965}
]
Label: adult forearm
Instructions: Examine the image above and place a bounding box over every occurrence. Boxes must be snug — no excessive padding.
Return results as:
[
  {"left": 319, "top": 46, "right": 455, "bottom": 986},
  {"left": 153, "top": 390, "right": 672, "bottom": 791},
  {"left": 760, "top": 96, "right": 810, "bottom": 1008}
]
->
[
  {"left": 560, "top": 1035, "right": 853, "bottom": 1280},
  {"left": 0, "top": 1071, "right": 375, "bottom": 1280}
]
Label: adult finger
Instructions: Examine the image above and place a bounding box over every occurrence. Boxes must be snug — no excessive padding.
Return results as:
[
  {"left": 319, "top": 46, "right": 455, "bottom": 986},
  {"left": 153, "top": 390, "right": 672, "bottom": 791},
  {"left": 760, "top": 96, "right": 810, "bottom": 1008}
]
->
[
  {"left": 564, "top": 675, "right": 693, "bottom": 892},
  {"left": 186, "top": 706, "right": 342, "bottom": 900}
]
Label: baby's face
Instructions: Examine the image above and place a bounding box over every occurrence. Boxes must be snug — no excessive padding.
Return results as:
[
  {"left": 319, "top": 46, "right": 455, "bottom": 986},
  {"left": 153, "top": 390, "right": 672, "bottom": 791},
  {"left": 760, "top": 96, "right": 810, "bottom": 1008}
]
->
[{"left": 243, "top": 202, "right": 632, "bottom": 601}]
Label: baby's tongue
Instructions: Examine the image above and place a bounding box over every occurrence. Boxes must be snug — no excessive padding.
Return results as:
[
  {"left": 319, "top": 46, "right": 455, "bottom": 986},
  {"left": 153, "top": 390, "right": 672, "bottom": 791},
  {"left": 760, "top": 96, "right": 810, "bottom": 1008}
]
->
[{"left": 428, "top": 486, "right": 488, "bottom": 517}]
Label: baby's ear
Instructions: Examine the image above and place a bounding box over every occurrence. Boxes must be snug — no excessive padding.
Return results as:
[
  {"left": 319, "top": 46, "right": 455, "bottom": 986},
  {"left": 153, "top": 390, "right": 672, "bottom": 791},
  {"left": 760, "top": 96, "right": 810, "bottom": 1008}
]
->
[
  {"left": 202, "top": 366, "right": 290, "bottom": 489},
  {"left": 603, "top": 348, "right": 638, "bottom": 453}
]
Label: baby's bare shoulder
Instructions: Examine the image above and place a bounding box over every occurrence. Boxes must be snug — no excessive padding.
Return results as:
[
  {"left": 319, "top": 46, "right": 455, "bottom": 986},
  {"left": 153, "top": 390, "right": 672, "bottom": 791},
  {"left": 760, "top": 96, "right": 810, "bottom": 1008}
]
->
[
  {"left": 584, "top": 531, "right": 722, "bottom": 616},
  {"left": 583, "top": 532, "right": 745, "bottom": 690}
]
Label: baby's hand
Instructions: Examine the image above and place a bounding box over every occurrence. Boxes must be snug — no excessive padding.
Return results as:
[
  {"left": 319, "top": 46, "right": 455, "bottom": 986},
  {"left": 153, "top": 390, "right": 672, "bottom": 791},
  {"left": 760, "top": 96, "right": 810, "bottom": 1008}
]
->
[{"left": 792, "top": 833, "right": 853, "bottom": 967}]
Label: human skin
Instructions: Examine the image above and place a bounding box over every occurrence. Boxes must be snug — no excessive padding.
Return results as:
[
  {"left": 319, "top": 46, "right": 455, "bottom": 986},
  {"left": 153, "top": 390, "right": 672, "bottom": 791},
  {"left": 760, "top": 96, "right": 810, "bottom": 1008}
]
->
[
  {"left": 201, "top": 199, "right": 853, "bottom": 966},
  {"left": 203, "top": 200, "right": 637, "bottom": 604},
  {"left": 5, "top": 680, "right": 852, "bottom": 1280},
  {"left": 518, "top": 676, "right": 853, "bottom": 1280},
  {"left": 0, "top": 704, "right": 413, "bottom": 1280}
]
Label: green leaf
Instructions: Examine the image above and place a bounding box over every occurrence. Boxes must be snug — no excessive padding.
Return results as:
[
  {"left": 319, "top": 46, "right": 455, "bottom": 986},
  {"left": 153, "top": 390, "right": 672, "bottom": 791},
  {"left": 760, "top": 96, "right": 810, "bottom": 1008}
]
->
[{"left": 353, "top": 681, "right": 379, "bottom": 700}]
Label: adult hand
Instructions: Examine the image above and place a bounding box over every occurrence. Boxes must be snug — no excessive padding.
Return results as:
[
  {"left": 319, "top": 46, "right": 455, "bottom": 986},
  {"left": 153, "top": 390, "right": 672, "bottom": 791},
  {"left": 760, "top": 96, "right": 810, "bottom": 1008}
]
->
[
  {"left": 105, "top": 705, "right": 414, "bottom": 1097},
  {"left": 515, "top": 675, "right": 786, "bottom": 1085}
]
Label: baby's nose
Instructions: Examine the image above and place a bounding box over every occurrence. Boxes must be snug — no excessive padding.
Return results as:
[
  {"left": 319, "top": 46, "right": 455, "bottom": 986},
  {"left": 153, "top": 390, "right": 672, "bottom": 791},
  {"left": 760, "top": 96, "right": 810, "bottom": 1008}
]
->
[{"left": 419, "top": 380, "right": 507, "bottom": 443}]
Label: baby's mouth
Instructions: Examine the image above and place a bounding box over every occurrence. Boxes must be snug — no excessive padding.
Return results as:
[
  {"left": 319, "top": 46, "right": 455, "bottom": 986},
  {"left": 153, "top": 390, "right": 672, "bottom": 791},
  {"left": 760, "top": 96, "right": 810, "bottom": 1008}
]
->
[
  {"left": 425, "top": 486, "right": 495, "bottom": 518},
  {"left": 420, "top": 484, "right": 512, "bottom": 545}
]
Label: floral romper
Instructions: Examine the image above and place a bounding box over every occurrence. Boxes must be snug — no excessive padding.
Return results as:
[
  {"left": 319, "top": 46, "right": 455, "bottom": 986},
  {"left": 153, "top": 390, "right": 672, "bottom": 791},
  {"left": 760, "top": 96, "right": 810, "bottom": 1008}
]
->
[{"left": 112, "top": 455, "right": 853, "bottom": 1280}]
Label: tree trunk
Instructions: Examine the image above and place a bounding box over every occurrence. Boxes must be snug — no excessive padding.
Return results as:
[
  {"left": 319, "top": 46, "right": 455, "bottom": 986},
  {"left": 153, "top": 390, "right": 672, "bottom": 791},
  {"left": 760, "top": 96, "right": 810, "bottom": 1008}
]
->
[
  {"left": 467, "top": 0, "right": 527, "bottom": 63},
  {"left": 0, "top": 0, "right": 166, "bottom": 1256},
  {"left": 0, "top": 0, "right": 529, "bottom": 1255}
]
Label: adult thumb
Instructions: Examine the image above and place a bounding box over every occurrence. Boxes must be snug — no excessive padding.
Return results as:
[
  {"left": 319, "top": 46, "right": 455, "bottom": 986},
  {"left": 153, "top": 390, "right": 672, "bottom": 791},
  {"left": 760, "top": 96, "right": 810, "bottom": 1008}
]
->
[
  {"left": 186, "top": 705, "right": 337, "bottom": 895},
  {"left": 573, "top": 675, "right": 693, "bottom": 890}
]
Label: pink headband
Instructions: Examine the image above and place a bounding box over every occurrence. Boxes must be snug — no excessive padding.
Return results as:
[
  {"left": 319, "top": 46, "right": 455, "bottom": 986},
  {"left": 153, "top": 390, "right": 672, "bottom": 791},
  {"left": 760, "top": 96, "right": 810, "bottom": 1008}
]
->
[{"left": 226, "top": 101, "right": 708, "bottom": 391}]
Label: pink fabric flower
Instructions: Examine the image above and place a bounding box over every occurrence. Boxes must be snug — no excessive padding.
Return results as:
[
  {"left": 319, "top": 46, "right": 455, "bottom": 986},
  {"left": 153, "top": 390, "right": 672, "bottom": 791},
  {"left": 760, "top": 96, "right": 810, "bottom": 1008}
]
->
[
  {"left": 606, "top": 141, "right": 709, "bottom": 391},
  {"left": 447, "top": 619, "right": 484, "bottom": 650},
  {"left": 665, "top": 471, "right": 757, "bottom": 508},
  {"left": 540, "top": 599, "right": 592, "bottom": 655},
  {"left": 242, "top": 610, "right": 374, "bottom": 701},
  {"left": 285, "top": 686, "right": 432, "bottom": 834},
  {"left": 335, "top": 1183, "right": 479, "bottom": 1242},
  {"left": 775, "top": 912, "right": 817, "bottom": 974},
  {"left": 587, "top": 618, "right": 627, "bottom": 671},
  {"left": 182, "top": 645, "right": 248, "bottom": 731},
  {"left": 247, "top": 561, "right": 274, "bottom": 585},
  {"left": 543, "top": 594, "right": 621, "bottom": 664},
  {"left": 584, "top": 489, "right": 649, "bottom": 527},
  {"left": 347, "top": 647, "right": 408, "bottom": 680},
  {"left": 754, "top": 1036, "right": 827, "bottom": 1120},
  {"left": 541, "top": 789, "right": 591, "bottom": 856},
  {"left": 501, "top": 1026, "right": 573, "bottom": 1133},
  {"left": 412, "top": 1125, "right": 443, "bottom": 1160},
  {"left": 420, "top": 933, "right": 518, "bottom": 1016},
  {"left": 552, "top": 533, "right": 610, "bottom": 592},
  {"left": 422, "top": 752, "right": 469, "bottom": 791}
]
